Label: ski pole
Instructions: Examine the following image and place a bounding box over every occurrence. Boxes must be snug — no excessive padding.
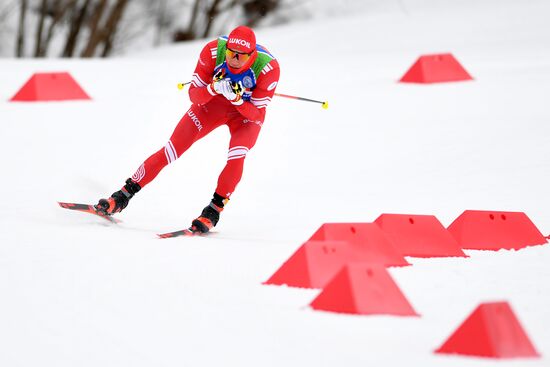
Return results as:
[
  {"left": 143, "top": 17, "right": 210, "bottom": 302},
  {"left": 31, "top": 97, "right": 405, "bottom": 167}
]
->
[
  {"left": 274, "top": 92, "right": 328, "bottom": 109},
  {"left": 177, "top": 82, "right": 328, "bottom": 109}
]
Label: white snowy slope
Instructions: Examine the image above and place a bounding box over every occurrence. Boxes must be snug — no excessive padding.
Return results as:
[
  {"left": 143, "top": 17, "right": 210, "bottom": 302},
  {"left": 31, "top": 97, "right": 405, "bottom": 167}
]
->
[{"left": 1, "top": 1, "right": 550, "bottom": 366}]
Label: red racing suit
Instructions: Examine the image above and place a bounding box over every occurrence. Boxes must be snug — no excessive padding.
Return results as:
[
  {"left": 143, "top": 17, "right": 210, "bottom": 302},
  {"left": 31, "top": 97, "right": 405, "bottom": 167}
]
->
[{"left": 130, "top": 37, "right": 280, "bottom": 199}]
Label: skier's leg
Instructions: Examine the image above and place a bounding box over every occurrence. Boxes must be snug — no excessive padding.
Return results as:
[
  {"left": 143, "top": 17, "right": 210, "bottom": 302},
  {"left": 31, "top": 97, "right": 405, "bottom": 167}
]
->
[
  {"left": 192, "top": 119, "right": 262, "bottom": 232},
  {"left": 215, "top": 120, "right": 262, "bottom": 199},
  {"left": 96, "top": 105, "right": 223, "bottom": 215},
  {"left": 130, "top": 106, "right": 221, "bottom": 188}
]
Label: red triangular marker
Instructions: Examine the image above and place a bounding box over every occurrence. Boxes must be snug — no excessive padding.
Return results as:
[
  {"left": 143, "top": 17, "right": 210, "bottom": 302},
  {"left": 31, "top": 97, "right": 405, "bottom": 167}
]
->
[
  {"left": 264, "top": 240, "right": 352, "bottom": 288},
  {"left": 375, "top": 213, "right": 467, "bottom": 258},
  {"left": 399, "top": 53, "right": 473, "bottom": 83},
  {"left": 435, "top": 302, "right": 540, "bottom": 358},
  {"left": 264, "top": 238, "right": 407, "bottom": 288},
  {"left": 10, "top": 72, "right": 91, "bottom": 101},
  {"left": 448, "top": 210, "right": 547, "bottom": 250},
  {"left": 310, "top": 264, "right": 419, "bottom": 316},
  {"left": 308, "top": 223, "right": 409, "bottom": 267}
]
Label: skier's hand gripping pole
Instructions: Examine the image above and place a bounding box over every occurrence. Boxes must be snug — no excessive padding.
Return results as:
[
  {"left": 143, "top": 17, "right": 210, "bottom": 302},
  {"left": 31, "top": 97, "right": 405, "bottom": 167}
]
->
[{"left": 176, "top": 81, "right": 328, "bottom": 109}]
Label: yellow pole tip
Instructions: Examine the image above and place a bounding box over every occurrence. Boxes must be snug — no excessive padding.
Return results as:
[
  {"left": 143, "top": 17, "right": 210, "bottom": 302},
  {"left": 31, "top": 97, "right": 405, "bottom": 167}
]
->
[
  {"left": 322, "top": 101, "right": 329, "bottom": 109},
  {"left": 177, "top": 83, "right": 184, "bottom": 90}
]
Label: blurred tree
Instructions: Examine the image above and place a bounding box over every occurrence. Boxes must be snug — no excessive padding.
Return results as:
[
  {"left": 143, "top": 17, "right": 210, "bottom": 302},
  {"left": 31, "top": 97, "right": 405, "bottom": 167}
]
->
[
  {"left": 183, "top": 0, "right": 201, "bottom": 40},
  {"left": 153, "top": 0, "right": 168, "bottom": 46},
  {"left": 172, "top": 0, "right": 280, "bottom": 43},
  {"left": 11, "top": 0, "right": 129, "bottom": 58},
  {"left": 16, "top": 0, "right": 28, "bottom": 57},
  {"left": 173, "top": 0, "right": 236, "bottom": 42},
  {"left": 81, "top": 0, "right": 128, "bottom": 57},
  {"left": 62, "top": 0, "right": 91, "bottom": 57},
  {"left": 34, "top": 0, "right": 76, "bottom": 57},
  {"left": 242, "top": 0, "right": 279, "bottom": 28},
  {"left": 7, "top": 0, "right": 286, "bottom": 58}
]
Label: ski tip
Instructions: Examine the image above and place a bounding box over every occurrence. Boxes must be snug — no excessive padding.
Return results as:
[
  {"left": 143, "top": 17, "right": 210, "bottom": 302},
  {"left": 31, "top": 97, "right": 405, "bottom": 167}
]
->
[{"left": 58, "top": 201, "right": 121, "bottom": 224}]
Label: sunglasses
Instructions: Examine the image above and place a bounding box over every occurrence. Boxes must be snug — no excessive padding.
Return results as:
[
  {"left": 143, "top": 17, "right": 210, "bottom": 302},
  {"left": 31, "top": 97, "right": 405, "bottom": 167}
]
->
[{"left": 226, "top": 48, "right": 252, "bottom": 62}]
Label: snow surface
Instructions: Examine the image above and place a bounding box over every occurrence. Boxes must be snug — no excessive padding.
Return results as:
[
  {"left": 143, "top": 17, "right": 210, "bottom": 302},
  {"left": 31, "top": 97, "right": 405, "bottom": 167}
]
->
[{"left": 1, "top": 1, "right": 550, "bottom": 366}]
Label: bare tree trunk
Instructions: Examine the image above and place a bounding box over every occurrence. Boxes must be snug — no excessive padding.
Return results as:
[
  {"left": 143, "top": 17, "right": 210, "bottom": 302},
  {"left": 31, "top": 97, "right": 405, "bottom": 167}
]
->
[
  {"left": 202, "top": 0, "right": 223, "bottom": 38},
  {"left": 187, "top": 0, "right": 201, "bottom": 36},
  {"left": 62, "top": 0, "right": 91, "bottom": 57},
  {"left": 99, "top": 0, "right": 128, "bottom": 57},
  {"left": 38, "top": 0, "right": 76, "bottom": 57},
  {"left": 81, "top": 0, "right": 128, "bottom": 57},
  {"left": 80, "top": 0, "right": 106, "bottom": 56},
  {"left": 100, "top": 28, "right": 114, "bottom": 57},
  {"left": 34, "top": 0, "right": 48, "bottom": 57},
  {"left": 243, "top": 0, "right": 280, "bottom": 28},
  {"left": 153, "top": 0, "right": 166, "bottom": 46},
  {"left": 16, "top": 0, "right": 28, "bottom": 57},
  {"left": 204, "top": 0, "right": 240, "bottom": 37}
]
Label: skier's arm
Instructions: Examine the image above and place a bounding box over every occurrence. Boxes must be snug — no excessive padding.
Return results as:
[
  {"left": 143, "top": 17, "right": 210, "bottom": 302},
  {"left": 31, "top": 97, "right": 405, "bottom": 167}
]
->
[
  {"left": 188, "top": 40, "right": 218, "bottom": 105},
  {"left": 233, "top": 60, "right": 280, "bottom": 121}
]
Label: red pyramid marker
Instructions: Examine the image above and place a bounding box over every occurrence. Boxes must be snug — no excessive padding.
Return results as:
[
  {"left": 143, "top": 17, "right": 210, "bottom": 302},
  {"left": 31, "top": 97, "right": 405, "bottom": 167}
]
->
[
  {"left": 448, "top": 210, "right": 548, "bottom": 250},
  {"left": 308, "top": 223, "right": 409, "bottom": 267},
  {"left": 375, "top": 213, "right": 467, "bottom": 258},
  {"left": 435, "top": 302, "right": 540, "bottom": 358},
  {"left": 10, "top": 72, "right": 91, "bottom": 101},
  {"left": 310, "top": 264, "right": 419, "bottom": 316},
  {"left": 399, "top": 53, "right": 473, "bottom": 84},
  {"left": 264, "top": 238, "right": 405, "bottom": 288},
  {"left": 264, "top": 240, "right": 353, "bottom": 288}
]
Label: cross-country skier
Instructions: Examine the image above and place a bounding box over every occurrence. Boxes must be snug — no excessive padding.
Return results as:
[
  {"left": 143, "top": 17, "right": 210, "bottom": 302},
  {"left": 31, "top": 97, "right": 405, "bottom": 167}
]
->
[{"left": 95, "top": 25, "right": 280, "bottom": 233}]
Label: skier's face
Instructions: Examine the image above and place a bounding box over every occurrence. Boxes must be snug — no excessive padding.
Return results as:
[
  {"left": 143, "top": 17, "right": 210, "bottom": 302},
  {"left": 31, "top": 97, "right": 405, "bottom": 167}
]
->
[{"left": 226, "top": 48, "right": 250, "bottom": 69}]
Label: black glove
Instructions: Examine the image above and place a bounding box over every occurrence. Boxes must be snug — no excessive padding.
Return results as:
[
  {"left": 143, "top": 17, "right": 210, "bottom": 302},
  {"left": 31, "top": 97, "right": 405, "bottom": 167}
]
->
[{"left": 213, "top": 68, "right": 226, "bottom": 82}]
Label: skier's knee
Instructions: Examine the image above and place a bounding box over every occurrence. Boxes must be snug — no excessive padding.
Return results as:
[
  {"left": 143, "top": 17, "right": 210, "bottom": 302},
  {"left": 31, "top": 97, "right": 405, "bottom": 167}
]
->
[
  {"left": 227, "top": 146, "right": 249, "bottom": 161},
  {"left": 164, "top": 140, "right": 179, "bottom": 164}
]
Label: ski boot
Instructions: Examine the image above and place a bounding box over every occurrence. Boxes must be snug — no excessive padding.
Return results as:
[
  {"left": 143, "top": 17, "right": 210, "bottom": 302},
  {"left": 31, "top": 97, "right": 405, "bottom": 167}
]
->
[
  {"left": 192, "top": 193, "right": 228, "bottom": 233},
  {"left": 95, "top": 178, "right": 141, "bottom": 215}
]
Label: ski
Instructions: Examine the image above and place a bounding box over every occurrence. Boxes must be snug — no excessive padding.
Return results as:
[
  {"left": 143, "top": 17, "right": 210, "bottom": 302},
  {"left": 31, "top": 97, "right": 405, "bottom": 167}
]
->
[
  {"left": 58, "top": 202, "right": 121, "bottom": 224},
  {"left": 157, "top": 227, "right": 204, "bottom": 239}
]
